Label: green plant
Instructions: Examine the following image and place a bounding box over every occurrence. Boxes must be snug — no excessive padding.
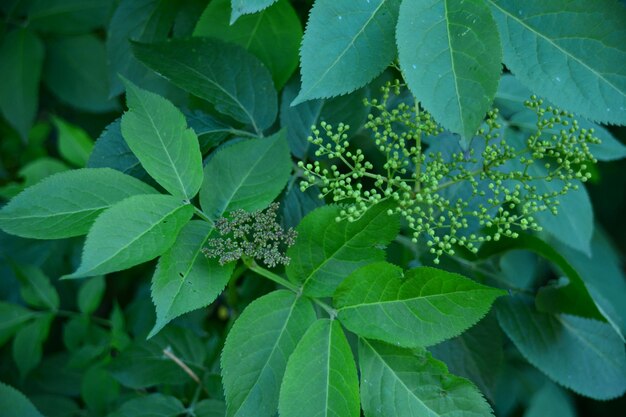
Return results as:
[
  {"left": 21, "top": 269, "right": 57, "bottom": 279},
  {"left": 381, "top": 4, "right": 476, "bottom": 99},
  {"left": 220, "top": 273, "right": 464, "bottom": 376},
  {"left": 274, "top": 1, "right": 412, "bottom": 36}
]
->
[{"left": 0, "top": 1, "right": 625, "bottom": 417}]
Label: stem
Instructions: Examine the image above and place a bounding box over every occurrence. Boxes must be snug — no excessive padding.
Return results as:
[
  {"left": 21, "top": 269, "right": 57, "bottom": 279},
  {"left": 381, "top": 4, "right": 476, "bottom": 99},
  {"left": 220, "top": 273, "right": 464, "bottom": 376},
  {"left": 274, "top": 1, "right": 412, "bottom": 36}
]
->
[
  {"left": 56, "top": 310, "right": 112, "bottom": 327},
  {"left": 448, "top": 255, "right": 533, "bottom": 295},
  {"left": 414, "top": 100, "right": 422, "bottom": 193},
  {"left": 163, "top": 347, "right": 210, "bottom": 396},
  {"left": 193, "top": 207, "right": 214, "bottom": 226},
  {"left": 243, "top": 257, "right": 300, "bottom": 293},
  {"left": 313, "top": 298, "right": 337, "bottom": 319}
]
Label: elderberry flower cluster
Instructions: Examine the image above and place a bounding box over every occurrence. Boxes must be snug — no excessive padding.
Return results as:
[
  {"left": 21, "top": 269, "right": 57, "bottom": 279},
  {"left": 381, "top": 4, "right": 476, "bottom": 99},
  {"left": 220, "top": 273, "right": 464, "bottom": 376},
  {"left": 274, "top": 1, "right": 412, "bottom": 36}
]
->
[
  {"left": 202, "top": 203, "right": 297, "bottom": 267},
  {"left": 298, "top": 80, "right": 600, "bottom": 263}
]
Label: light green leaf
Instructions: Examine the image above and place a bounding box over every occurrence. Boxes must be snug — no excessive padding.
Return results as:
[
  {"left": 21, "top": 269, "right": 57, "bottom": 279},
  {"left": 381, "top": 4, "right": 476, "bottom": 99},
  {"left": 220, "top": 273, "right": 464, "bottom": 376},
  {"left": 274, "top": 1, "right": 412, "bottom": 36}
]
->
[
  {"left": 107, "top": 0, "right": 178, "bottom": 96},
  {"left": 43, "top": 34, "right": 118, "bottom": 113},
  {"left": 195, "top": 399, "right": 226, "bottom": 417},
  {"left": 524, "top": 382, "right": 575, "bottom": 417},
  {"left": 286, "top": 202, "right": 400, "bottom": 297},
  {"left": 497, "top": 295, "right": 626, "bottom": 400},
  {"left": 52, "top": 117, "right": 94, "bottom": 167},
  {"left": 12, "top": 314, "right": 53, "bottom": 378},
  {"left": 109, "top": 394, "right": 185, "bottom": 417},
  {"left": 230, "top": 0, "right": 277, "bottom": 22},
  {"left": 293, "top": 0, "right": 401, "bottom": 104},
  {"left": 121, "top": 80, "right": 203, "bottom": 200},
  {"left": 14, "top": 264, "right": 60, "bottom": 310},
  {"left": 78, "top": 276, "right": 106, "bottom": 315},
  {"left": 429, "top": 313, "right": 503, "bottom": 401},
  {"left": 486, "top": 0, "right": 626, "bottom": 125},
  {"left": 397, "top": 0, "right": 502, "bottom": 139},
  {"left": 335, "top": 262, "right": 506, "bottom": 347},
  {"left": 27, "top": 0, "right": 113, "bottom": 35},
  {"left": 199, "top": 132, "right": 291, "bottom": 219},
  {"left": 65, "top": 194, "right": 193, "bottom": 279},
  {"left": 0, "top": 382, "right": 45, "bottom": 417},
  {"left": 18, "top": 157, "right": 69, "bottom": 188},
  {"left": 132, "top": 38, "right": 277, "bottom": 133},
  {"left": 150, "top": 221, "right": 234, "bottom": 337},
  {"left": 0, "top": 29, "right": 44, "bottom": 140},
  {"left": 222, "top": 290, "right": 316, "bottom": 417},
  {"left": 194, "top": 0, "right": 301, "bottom": 88},
  {"left": 279, "top": 319, "right": 360, "bottom": 417},
  {"left": 0, "top": 168, "right": 157, "bottom": 239},
  {"left": 0, "top": 302, "right": 34, "bottom": 347},
  {"left": 359, "top": 339, "right": 494, "bottom": 417}
]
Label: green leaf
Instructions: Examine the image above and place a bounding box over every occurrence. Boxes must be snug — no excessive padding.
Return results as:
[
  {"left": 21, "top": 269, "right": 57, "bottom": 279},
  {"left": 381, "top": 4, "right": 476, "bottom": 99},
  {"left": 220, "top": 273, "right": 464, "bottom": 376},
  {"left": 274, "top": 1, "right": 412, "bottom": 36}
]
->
[
  {"left": 0, "top": 29, "right": 44, "bottom": 140},
  {"left": 109, "top": 326, "right": 206, "bottom": 389},
  {"left": 150, "top": 221, "right": 234, "bottom": 337},
  {"left": 81, "top": 366, "right": 120, "bottom": 413},
  {"left": 12, "top": 314, "right": 53, "bottom": 378},
  {"left": 132, "top": 38, "right": 277, "bottom": 133},
  {"left": 194, "top": 0, "right": 301, "bottom": 88},
  {"left": 43, "top": 34, "right": 118, "bottom": 113},
  {"left": 230, "top": 0, "right": 277, "bottom": 22},
  {"left": 65, "top": 194, "right": 193, "bottom": 279},
  {"left": 359, "top": 339, "right": 494, "bottom": 417},
  {"left": 293, "top": 0, "right": 401, "bottom": 104},
  {"left": 27, "top": 0, "right": 113, "bottom": 35},
  {"left": 107, "top": 0, "right": 178, "bottom": 96},
  {"left": 525, "top": 383, "right": 576, "bottom": 417},
  {"left": 279, "top": 319, "right": 360, "bottom": 417},
  {"left": 0, "top": 168, "right": 157, "bottom": 239},
  {"left": 199, "top": 132, "right": 291, "bottom": 219},
  {"left": 194, "top": 399, "right": 226, "bottom": 417},
  {"left": 429, "top": 313, "right": 503, "bottom": 401},
  {"left": 397, "top": 0, "right": 502, "bottom": 139},
  {"left": 78, "top": 276, "right": 105, "bottom": 315},
  {"left": 88, "top": 119, "right": 151, "bottom": 182},
  {"left": 109, "top": 394, "right": 185, "bottom": 417},
  {"left": 335, "top": 262, "right": 506, "bottom": 347},
  {"left": 14, "top": 264, "right": 60, "bottom": 310},
  {"left": 497, "top": 295, "right": 626, "bottom": 400},
  {"left": 486, "top": 0, "right": 626, "bottom": 125},
  {"left": 222, "top": 290, "right": 316, "bottom": 417},
  {"left": 121, "top": 80, "right": 203, "bottom": 200},
  {"left": 52, "top": 117, "right": 94, "bottom": 167},
  {"left": 0, "top": 302, "right": 34, "bottom": 347},
  {"left": 286, "top": 202, "right": 400, "bottom": 297},
  {"left": 0, "top": 382, "right": 45, "bottom": 417}
]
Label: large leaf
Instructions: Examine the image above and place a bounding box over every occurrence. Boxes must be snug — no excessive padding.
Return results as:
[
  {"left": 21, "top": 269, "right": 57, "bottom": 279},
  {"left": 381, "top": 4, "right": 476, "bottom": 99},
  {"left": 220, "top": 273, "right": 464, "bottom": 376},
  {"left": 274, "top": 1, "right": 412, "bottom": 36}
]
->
[
  {"left": 230, "top": 0, "right": 278, "bottom": 22},
  {"left": 497, "top": 295, "right": 626, "bottom": 400},
  {"left": 132, "top": 38, "right": 277, "bottom": 133},
  {"left": 150, "top": 221, "right": 234, "bottom": 337},
  {"left": 335, "top": 262, "right": 505, "bottom": 347},
  {"left": 278, "top": 319, "right": 360, "bottom": 417},
  {"left": 65, "top": 194, "right": 193, "bottom": 279},
  {"left": 486, "top": 0, "right": 626, "bottom": 125},
  {"left": 0, "top": 382, "right": 45, "bottom": 417},
  {"left": 194, "top": 0, "right": 301, "bottom": 88},
  {"left": 109, "top": 394, "right": 185, "bottom": 417},
  {"left": 293, "top": 0, "right": 401, "bottom": 104},
  {"left": 525, "top": 383, "right": 576, "bottom": 417},
  {"left": 199, "top": 132, "right": 291, "bottom": 219},
  {"left": 0, "top": 168, "right": 157, "bottom": 239},
  {"left": 359, "top": 339, "right": 494, "bottom": 417},
  {"left": 107, "top": 0, "right": 178, "bottom": 96},
  {"left": 121, "top": 80, "right": 203, "bottom": 200},
  {"left": 222, "top": 290, "right": 316, "bottom": 417},
  {"left": 286, "top": 202, "right": 400, "bottom": 297},
  {"left": 397, "top": 0, "right": 502, "bottom": 139},
  {"left": 43, "top": 34, "right": 118, "bottom": 113},
  {"left": 0, "top": 29, "right": 44, "bottom": 140}
]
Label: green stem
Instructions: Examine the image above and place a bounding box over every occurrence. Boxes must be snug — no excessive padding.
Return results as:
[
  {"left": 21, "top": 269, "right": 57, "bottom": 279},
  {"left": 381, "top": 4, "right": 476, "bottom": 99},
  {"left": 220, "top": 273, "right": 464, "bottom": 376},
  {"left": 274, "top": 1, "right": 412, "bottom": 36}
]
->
[
  {"left": 193, "top": 207, "right": 214, "bottom": 226},
  {"left": 243, "top": 258, "right": 300, "bottom": 293}
]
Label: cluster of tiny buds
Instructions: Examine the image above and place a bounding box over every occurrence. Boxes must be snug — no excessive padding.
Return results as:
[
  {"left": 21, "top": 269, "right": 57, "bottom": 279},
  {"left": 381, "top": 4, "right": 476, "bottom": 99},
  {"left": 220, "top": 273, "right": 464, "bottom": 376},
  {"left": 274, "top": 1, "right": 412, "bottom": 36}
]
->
[
  {"left": 202, "top": 203, "right": 297, "bottom": 268},
  {"left": 298, "top": 81, "right": 600, "bottom": 263}
]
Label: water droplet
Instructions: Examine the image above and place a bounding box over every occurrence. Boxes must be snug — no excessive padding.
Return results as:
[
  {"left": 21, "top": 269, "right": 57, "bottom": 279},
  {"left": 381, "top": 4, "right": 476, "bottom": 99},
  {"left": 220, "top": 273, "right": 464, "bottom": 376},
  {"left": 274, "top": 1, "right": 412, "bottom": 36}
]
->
[
  {"left": 412, "top": 64, "right": 417, "bottom": 69},
  {"left": 607, "top": 108, "right": 612, "bottom": 112},
  {"left": 338, "top": 15, "right": 342, "bottom": 20},
  {"left": 555, "top": 76, "right": 561, "bottom": 82},
  {"left": 518, "top": 10, "right": 523, "bottom": 15}
]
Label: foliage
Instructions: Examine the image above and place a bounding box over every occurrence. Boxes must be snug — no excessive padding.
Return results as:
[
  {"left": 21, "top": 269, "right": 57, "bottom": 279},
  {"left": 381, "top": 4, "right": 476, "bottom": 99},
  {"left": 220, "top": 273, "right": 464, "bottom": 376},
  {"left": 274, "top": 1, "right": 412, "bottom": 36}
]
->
[{"left": 0, "top": 1, "right": 625, "bottom": 417}]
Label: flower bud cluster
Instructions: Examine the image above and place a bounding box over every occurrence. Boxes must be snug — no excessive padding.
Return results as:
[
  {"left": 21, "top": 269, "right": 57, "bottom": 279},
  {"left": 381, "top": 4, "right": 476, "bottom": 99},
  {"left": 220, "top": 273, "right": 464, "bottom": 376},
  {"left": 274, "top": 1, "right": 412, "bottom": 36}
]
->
[
  {"left": 202, "top": 203, "right": 297, "bottom": 267},
  {"left": 299, "top": 81, "right": 600, "bottom": 263}
]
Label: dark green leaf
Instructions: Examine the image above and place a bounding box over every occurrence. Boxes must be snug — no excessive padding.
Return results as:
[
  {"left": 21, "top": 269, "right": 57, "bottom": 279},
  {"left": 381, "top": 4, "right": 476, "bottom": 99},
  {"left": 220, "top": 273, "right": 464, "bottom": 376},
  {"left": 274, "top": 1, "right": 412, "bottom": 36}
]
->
[
  {"left": 78, "top": 276, "right": 105, "bottom": 314},
  {"left": 222, "top": 290, "right": 316, "bottom": 417},
  {"left": 0, "top": 382, "right": 45, "bottom": 417},
  {"left": 12, "top": 314, "right": 53, "bottom": 378},
  {"left": 28, "top": 0, "right": 113, "bottom": 35},
  {"left": 230, "top": 0, "right": 278, "bottom": 23},
  {"left": 132, "top": 38, "right": 277, "bottom": 133},
  {"left": 65, "top": 195, "right": 193, "bottom": 279},
  {"left": 497, "top": 295, "right": 626, "bottom": 400},
  {"left": 52, "top": 117, "right": 94, "bottom": 167},
  {"left": 0, "top": 302, "right": 34, "bottom": 347},
  {"left": 0, "top": 168, "right": 157, "bottom": 239},
  {"left": 286, "top": 202, "right": 400, "bottom": 297},
  {"left": 108, "top": 394, "right": 185, "bottom": 417},
  {"left": 279, "top": 319, "right": 360, "bottom": 417},
  {"left": 195, "top": 399, "right": 226, "bottom": 417},
  {"left": 81, "top": 366, "right": 120, "bottom": 413},
  {"left": 14, "top": 264, "right": 59, "bottom": 310},
  {"left": 524, "top": 383, "right": 576, "bottom": 417}
]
